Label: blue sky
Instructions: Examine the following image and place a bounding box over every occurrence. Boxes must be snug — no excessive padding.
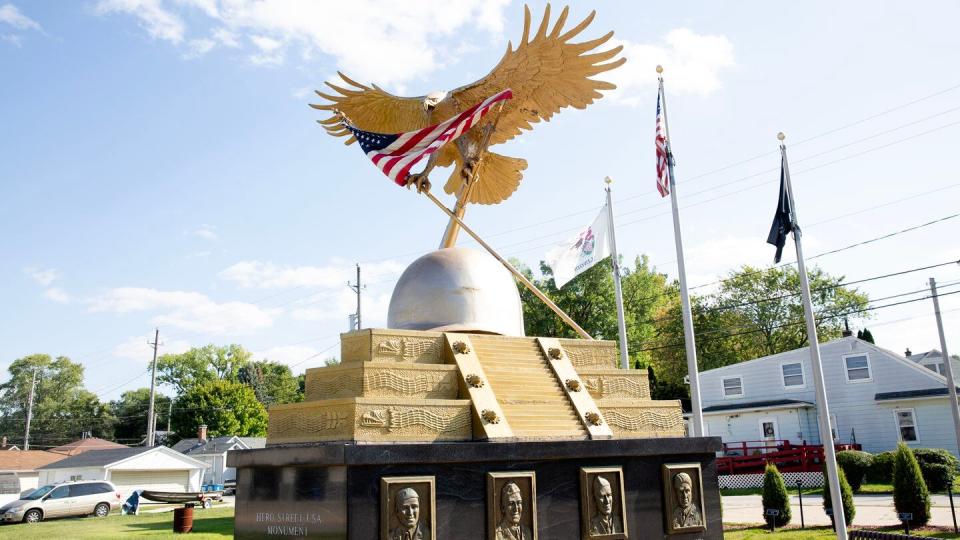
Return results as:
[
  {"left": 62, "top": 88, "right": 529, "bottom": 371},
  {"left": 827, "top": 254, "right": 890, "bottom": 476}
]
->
[{"left": 2, "top": 0, "right": 958, "bottom": 402}]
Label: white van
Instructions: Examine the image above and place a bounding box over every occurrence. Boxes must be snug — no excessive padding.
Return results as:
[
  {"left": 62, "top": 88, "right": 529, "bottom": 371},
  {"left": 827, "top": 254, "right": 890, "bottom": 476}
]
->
[{"left": 0, "top": 480, "right": 122, "bottom": 523}]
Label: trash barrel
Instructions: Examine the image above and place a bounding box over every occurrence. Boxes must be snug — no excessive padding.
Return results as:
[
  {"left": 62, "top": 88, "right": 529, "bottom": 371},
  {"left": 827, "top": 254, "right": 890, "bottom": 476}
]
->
[{"left": 173, "top": 504, "right": 194, "bottom": 533}]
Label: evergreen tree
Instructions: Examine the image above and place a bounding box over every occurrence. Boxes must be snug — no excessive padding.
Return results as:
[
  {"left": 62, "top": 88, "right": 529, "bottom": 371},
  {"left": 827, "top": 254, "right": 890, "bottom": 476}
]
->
[
  {"left": 860, "top": 328, "right": 875, "bottom": 344},
  {"left": 823, "top": 465, "right": 856, "bottom": 525},
  {"left": 893, "top": 443, "right": 931, "bottom": 526},
  {"left": 761, "top": 463, "right": 791, "bottom": 526}
]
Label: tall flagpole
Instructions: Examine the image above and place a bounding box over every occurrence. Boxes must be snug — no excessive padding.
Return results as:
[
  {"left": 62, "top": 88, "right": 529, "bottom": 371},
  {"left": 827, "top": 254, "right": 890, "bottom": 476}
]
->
[
  {"left": 605, "top": 177, "right": 631, "bottom": 370},
  {"left": 658, "top": 66, "right": 704, "bottom": 437},
  {"left": 779, "top": 132, "right": 847, "bottom": 539}
]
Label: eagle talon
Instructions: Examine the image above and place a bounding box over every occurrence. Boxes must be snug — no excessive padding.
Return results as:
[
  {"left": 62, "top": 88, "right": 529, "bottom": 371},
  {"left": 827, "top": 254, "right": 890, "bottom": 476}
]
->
[{"left": 406, "top": 174, "right": 431, "bottom": 194}]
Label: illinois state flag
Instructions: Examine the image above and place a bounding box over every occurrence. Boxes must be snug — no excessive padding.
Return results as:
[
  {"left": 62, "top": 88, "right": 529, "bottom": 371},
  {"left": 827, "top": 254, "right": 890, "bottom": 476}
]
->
[{"left": 545, "top": 206, "right": 611, "bottom": 288}]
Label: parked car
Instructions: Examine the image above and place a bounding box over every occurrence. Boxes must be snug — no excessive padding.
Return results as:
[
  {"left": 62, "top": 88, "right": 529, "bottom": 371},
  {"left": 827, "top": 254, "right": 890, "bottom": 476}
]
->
[{"left": 0, "top": 480, "right": 122, "bottom": 523}]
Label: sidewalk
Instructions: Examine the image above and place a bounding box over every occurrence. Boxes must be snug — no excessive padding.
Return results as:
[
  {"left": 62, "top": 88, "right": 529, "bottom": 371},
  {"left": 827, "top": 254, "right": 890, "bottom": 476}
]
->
[{"left": 722, "top": 494, "right": 960, "bottom": 528}]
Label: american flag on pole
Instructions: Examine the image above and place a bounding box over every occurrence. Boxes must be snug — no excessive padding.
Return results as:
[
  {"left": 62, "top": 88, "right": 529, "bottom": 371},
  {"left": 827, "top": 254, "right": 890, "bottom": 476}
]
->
[
  {"left": 341, "top": 89, "right": 512, "bottom": 187},
  {"left": 655, "top": 91, "right": 670, "bottom": 197}
]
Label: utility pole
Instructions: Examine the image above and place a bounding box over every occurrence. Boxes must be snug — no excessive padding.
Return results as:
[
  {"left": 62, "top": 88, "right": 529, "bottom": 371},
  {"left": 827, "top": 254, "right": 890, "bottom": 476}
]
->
[
  {"left": 166, "top": 400, "right": 173, "bottom": 433},
  {"left": 930, "top": 277, "right": 960, "bottom": 456},
  {"left": 347, "top": 264, "right": 364, "bottom": 330},
  {"left": 146, "top": 328, "right": 160, "bottom": 447},
  {"left": 24, "top": 367, "right": 38, "bottom": 451}
]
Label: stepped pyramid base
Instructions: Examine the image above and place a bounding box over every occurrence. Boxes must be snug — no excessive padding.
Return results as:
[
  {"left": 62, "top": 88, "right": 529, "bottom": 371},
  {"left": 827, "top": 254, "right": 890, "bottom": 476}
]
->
[{"left": 266, "top": 329, "right": 684, "bottom": 445}]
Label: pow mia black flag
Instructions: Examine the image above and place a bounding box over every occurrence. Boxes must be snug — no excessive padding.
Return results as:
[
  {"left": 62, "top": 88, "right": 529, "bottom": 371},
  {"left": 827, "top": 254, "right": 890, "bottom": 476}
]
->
[{"left": 766, "top": 158, "right": 794, "bottom": 264}]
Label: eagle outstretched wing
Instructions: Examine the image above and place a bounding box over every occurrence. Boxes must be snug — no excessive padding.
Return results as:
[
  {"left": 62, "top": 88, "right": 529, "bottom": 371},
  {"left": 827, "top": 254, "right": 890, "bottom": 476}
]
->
[
  {"left": 450, "top": 4, "right": 624, "bottom": 148},
  {"left": 309, "top": 72, "right": 427, "bottom": 145}
]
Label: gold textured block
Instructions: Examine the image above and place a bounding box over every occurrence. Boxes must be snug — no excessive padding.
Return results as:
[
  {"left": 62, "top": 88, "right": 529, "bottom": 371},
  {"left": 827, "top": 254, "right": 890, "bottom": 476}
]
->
[
  {"left": 559, "top": 339, "right": 619, "bottom": 369},
  {"left": 578, "top": 369, "right": 651, "bottom": 400},
  {"left": 536, "top": 338, "right": 612, "bottom": 440},
  {"left": 340, "top": 328, "right": 445, "bottom": 364},
  {"left": 597, "top": 399, "right": 686, "bottom": 438},
  {"left": 304, "top": 363, "right": 458, "bottom": 401},
  {"left": 267, "top": 397, "right": 472, "bottom": 444}
]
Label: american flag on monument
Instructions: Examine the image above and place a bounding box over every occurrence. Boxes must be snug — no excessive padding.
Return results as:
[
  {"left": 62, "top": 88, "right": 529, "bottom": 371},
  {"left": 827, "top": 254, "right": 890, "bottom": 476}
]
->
[
  {"left": 341, "top": 89, "right": 512, "bottom": 187},
  {"left": 655, "top": 92, "right": 670, "bottom": 197}
]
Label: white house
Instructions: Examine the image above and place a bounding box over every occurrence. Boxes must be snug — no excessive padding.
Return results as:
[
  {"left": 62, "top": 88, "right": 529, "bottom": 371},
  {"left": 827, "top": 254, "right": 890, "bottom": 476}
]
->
[
  {"left": 37, "top": 446, "right": 208, "bottom": 496},
  {"left": 698, "top": 336, "right": 959, "bottom": 457},
  {"left": 172, "top": 427, "right": 265, "bottom": 486},
  {"left": 907, "top": 348, "right": 960, "bottom": 383}
]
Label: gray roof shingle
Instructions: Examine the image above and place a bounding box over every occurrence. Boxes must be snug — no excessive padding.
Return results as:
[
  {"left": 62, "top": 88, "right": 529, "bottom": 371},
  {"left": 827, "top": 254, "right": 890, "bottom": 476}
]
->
[{"left": 36, "top": 447, "right": 151, "bottom": 470}]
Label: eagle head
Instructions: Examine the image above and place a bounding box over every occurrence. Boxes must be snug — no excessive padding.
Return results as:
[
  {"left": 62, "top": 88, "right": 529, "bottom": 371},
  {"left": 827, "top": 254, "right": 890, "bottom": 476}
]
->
[{"left": 423, "top": 91, "right": 448, "bottom": 112}]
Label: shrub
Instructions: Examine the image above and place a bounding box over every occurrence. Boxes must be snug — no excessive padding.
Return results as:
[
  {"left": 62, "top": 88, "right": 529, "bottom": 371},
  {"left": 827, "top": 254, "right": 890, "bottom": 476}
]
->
[
  {"left": 761, "top": 462, "right": 791, "bottom": 527},
  {"left": 836, "top": 450, "right": 873, "bottom": 492},
  {"left": 867, "top": 451, "right": 895, "bottom": 484},
  {"left": 893, "top": 443, "right": 931, "bottom": 526},
  {"left": 912, "top": 448, "right": 960, "bottom": 492},
  {"left": 822, "top": 464, "right": 856, "bottom": 525}
]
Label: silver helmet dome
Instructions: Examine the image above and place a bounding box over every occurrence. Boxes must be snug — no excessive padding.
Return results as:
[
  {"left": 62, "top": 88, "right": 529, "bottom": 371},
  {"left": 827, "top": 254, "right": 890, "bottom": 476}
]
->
[{"left": 387, "top": 248, "right": 525, "bottom": 336}]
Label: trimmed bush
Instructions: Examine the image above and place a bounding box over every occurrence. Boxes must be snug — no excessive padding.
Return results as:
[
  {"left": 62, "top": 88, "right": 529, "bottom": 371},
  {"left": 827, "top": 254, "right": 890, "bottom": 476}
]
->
[
  {"left": 867, "top": 451, "right": 895, "bottom": 484},
  {"left": 912, "top": 448, "right": 960, "bottom": 492},
  {"left": 836, "top": 450, "right": 873, "bottom": 492},
  {"left": 893, "top": 443, "right": 931, "bottom": 526},
  {"left": 761, "top": 462, "right": 791, "bottom": 526},
  {"left": 822, "top": 464, "right": 856, "bottom": 525}
]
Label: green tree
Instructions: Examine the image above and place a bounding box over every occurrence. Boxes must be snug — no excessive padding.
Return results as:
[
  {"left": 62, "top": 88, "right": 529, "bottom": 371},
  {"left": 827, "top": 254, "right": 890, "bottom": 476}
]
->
[
  {"left": 239, "top": 361, "right": 302, "bottom": 405},
  {"left": 823, "top": 465, "right": 856, "bottom": 525},
  {"left": 0, "top": 354, "right": 115, "bottom": 446},
  {"left": 761, "top": 463, "right": 791, "bottom": 526},
  {"left": 171, "top": 380, "right": 267, "bottom": 438},
  {"left": 515, "top": 255, "right": 673, "bottom": 365},
  {"left": 857, "top": 328, "right": 875, "bottom": 344},
  {"left": 156, "top": 344, "right": 252, "bottom": 394},
  {"left": 109, "top": 388, "right": 172, "bottom": 443},
  {"left": 893, "top": 443, "right": 931, "bottom": 526},
  {"left": 715, "top": 265, "right": 870, "bottom": 356}
]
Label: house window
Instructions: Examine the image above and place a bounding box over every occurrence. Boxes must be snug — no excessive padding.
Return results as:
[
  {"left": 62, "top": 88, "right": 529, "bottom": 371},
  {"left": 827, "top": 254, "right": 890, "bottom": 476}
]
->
[
  {"left": 895, "top": 409, "right": 918, "bottom": 442},
  {"left": 722, "top": 377, "right": 743, "bottom": 398},
  {"left": 782, "top": 362, "right": 805, "bottom": 388},
  {"left": 844, "top": 354, "right": 872, "bottom": 382}
]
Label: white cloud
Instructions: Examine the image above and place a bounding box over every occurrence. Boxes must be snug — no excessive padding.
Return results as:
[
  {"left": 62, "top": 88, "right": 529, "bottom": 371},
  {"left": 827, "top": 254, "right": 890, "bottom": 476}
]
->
[
  {"left": 95, "top": 0, "right": 186, "bottom": 44},
  {"left": 1, "top": 33, "right": 21, "bottom": 46},
  {"left": 113, "top": 334, "right": 192, "bottom": 362},
  {"left": 0, "top": 4, "right": 41, "bottom": 31},
  {"left": 44, "top": 287, "right": 70, "bottom": 303},
  {"left": 24, "top": 267, "right": 60, "bottom": 286},
  {"left": 607, "top": 28, "right": 735, "bottom": 106},
  {"left": 192, "top": 224, "right": 218, "bottom": 240},
  {"left": 88, "top": 287, "right": 276, "bottom": 335},
  {"left": 219, "top": 259, "right": 404, "bottom": 289},
  {"left": 93, "top": 0, "right": 513, "bottom": 86},
  {"left": 249, "top": 34, "right": 283, "bottom": 66},
  {"left": 184, "top": 37, "right": 215, "bottom": 58}
]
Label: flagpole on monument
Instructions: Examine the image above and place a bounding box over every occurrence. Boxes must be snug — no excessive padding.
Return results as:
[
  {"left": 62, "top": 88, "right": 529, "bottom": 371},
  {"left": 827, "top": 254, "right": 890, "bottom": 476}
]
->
[
  {"left": 605, "top": 177, "right": 631, "bottom": 370},
  {"left": 777, "top": 132, "right": 848, "bottom": 539},
  {"left": 657, "top": 65, "right": 704, "bottom": 437}
]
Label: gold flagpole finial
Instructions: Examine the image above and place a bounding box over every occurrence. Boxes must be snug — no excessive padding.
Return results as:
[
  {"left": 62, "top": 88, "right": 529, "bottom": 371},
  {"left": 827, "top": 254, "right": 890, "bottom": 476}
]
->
[
  {"left": 777, "top": 131, "right": 786, "bottom": 141},
  {"left": 656, "top": 65, "right": 663, "bottom": 74},
  {"left": 604, "top": 176, "right": 613, "bottom": 185}
]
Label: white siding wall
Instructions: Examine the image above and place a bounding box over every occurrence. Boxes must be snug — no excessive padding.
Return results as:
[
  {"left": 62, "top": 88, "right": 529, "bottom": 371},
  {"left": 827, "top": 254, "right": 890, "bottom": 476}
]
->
[
  {"left": 706, "top": 408, "right": 814, "bottom": 451},
  {"left": 38, "top": 466, "right": 106, "bottom": 486},
  {"left": 877, "top": 399, "right": 960, "bottom": 456},
  {"left": 699, "top": 337, "right": 952, "bottom": 455}
]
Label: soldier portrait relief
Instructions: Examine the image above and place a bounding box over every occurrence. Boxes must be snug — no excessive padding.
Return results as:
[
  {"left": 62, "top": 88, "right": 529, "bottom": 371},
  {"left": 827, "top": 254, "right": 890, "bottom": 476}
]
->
[
  {"left": 381, "top": 476, "right": 436, "bottom": 540},
  {"left": 662, "top": 464, "right": 706, "bottom": 534},
  {"left": 488, "top": 471, "right": 537, "bottom": 540},
  {"left": 579, "top": 467, "right": 628, "bottom": 539}
]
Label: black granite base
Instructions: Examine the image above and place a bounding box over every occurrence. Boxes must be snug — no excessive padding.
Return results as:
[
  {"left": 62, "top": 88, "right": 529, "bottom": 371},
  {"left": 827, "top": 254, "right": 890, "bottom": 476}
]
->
[{"left": 228, "top": 437, "right": 722, "bottom": 539}]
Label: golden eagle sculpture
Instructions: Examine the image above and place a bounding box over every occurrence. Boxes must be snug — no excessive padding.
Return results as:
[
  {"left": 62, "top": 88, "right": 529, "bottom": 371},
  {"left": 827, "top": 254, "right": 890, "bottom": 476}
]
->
[{"left": 312, "top": 4, "right": 624, "bottom": 247}]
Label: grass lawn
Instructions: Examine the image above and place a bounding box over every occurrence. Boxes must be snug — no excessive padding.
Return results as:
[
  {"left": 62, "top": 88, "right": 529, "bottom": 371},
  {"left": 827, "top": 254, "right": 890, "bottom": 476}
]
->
[
  {"left": 0, "top": 505, "right": 233, "bottom": 539},
  {"left": 724, "top": 525, "right": 958, "bottom": 538}
]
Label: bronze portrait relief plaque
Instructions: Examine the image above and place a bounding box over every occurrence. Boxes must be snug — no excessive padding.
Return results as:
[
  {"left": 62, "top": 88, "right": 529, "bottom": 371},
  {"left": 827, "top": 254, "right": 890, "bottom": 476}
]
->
[
  {"left": 381, "top": 476, "right": 436, "bottom": 540},
  {"left": 579, "top": 467, "right": 628, "bottom": 540},
  {"left": 487, "top": 471, "right": 537, "bottom": 540},
  {"left": 662, "top": 463, "right": 706, "bottom": 535}
]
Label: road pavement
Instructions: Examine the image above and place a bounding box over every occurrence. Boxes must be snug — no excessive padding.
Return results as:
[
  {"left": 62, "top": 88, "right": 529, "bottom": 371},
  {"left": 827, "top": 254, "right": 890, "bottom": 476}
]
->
[{"left": 722, "top": 493, "right": 960, "bottom": 528}]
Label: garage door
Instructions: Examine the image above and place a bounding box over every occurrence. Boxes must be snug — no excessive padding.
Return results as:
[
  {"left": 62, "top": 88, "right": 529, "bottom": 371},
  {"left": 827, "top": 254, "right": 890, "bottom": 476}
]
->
[{"left": 110, "top": 470, "right": 190, "bottom": 495}]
